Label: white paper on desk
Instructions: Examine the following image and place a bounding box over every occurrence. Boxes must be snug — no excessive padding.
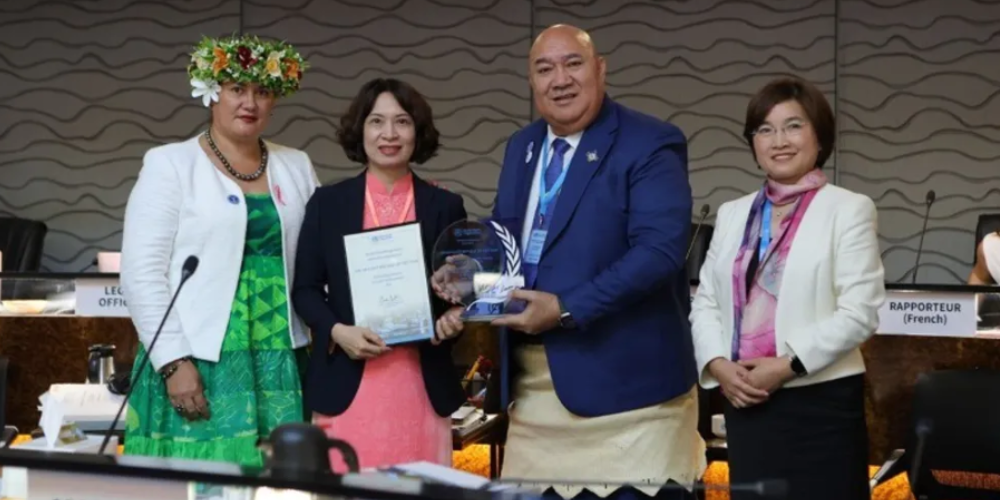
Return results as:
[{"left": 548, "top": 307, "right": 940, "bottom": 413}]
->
[
  {"left": 451, "top": 405, "right": 476, "bottom": 423},
  {"left": 390, "top": 461, "right": 491, "bottom": 490},
  {"left": 38, "top": 392, "right": 65, "bottom": 449},
  {"left": 44, "top": 383, "right": 124, "bottom": 419}
]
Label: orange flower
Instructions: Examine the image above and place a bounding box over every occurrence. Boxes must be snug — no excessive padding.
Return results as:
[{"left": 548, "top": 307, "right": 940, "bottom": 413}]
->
[
  {"left": 211, "top": 47, "right": 229, "bottom": 76},
  {"left": 283, "top": 58, "right": 300, "bottom": 80}
]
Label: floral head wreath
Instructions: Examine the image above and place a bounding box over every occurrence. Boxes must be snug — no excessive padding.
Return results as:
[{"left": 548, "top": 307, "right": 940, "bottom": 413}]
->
[{"left": 187, "top": 34, "right": 309, "bottom": 107}]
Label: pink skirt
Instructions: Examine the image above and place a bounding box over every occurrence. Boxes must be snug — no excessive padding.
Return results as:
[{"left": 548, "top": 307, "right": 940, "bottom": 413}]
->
[{"left": 314, "top": 345, "right": 452, "bottom": 472}]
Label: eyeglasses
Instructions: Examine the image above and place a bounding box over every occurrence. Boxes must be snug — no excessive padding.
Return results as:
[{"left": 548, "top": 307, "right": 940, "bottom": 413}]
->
[{"left": 752, "top": 121, "right": 808, "bottom": 140}]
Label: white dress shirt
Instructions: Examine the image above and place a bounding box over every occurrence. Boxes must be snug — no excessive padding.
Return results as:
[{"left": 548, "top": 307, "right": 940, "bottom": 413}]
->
[{"left": 521, "top": 126, "right": 584, "bottom": 245}]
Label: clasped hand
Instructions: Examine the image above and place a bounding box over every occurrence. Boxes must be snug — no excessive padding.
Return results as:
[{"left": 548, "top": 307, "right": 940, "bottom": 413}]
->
[
  {"left": 708, "top": 356, "right": 796, "bottom": 409},
  {"left": 166, "top": 361, "right": 210, "bottom": 421}
]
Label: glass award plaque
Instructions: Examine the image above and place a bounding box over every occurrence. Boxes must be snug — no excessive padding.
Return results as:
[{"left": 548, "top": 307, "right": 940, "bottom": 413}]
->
[{"left": 431, "top": 220, "right": 524, "bottom": 321}]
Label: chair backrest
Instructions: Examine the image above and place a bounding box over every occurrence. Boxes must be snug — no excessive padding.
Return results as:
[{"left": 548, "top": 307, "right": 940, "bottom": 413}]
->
[
  {"left": 0, "top": 356, "right": 7, "bottom": 431},
  {"left": 686, "top": 223, "right": 714, "bottom": 283},
  {"left": 909, "top": 369, "right": 1000, "bottom": 497},
  {"left": 0, "top": 218, "right": 47, "bottom": 272},
  {"left": 973, "top": 214, "right": 1000, "bottom": 264}
]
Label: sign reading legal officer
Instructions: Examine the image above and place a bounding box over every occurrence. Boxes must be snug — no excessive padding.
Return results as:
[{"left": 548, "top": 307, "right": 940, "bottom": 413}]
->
[
  {"left": 877, "top": 291, "right": 976, "bottom": 337},
  {"left": 75, "top": 277, "right": 129, "bottom": 317}
]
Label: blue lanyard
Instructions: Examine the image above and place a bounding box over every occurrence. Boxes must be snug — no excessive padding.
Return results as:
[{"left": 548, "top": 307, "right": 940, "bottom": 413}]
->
[
  {"left": 537, "top": 136, "right": 571, "bottom": 221},
  {"left": 758, "top": 200, "right": 772, "bottom": 259}
]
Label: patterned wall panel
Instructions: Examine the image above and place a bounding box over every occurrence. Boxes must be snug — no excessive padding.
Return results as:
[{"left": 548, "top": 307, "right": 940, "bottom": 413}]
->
[
  {"left": 242, "top": 0, "right": 533, "bottom": 218},
  {"left": 533, "top": 0, "right": 837, "bottom": 221},
  {"left": 838, "top": 0, "right": 1000, "bottom": 284},
  {"left": 2, "top": 0, "right": 996, "bottom": 283},
  {"left": 0, "top": 0, "right": 239, "bottom": 271}
]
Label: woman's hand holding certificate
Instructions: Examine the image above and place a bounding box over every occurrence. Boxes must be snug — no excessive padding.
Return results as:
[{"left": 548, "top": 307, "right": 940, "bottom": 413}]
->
[{"left": 331, "top": 324, "right": 391, "bottom": 360}]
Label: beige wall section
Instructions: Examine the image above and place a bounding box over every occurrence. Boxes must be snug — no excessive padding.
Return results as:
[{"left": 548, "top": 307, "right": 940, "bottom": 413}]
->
[
  {"left": 242, "top": 0, "right": 532, "bottom": 218},
  {"left": 837, "top": 0, "right": 1000, "bottom": 283},
  {"left": 1, "top": 0, "right": 998, "bottom": 284}
]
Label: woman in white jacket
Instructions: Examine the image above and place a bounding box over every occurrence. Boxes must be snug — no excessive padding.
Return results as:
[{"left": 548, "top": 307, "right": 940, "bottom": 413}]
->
[
  {"left": 119, "top": 34, "right": 318, "bottom": 465},
  {"left": 690, "top": 76, "right": 885, "bottom": 499}
]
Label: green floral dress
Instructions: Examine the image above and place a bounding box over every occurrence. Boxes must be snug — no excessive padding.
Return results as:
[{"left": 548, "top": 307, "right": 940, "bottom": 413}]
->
[{"left": 124, "top": 193, "right": 306, "bottom": 466}]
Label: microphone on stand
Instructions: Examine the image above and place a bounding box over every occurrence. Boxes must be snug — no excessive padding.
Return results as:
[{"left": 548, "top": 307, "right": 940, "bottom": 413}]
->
[
  {"left": 686, "top": 204, "right": 712, "bottom": 261},
  {"left": 911, "top": 190, "right": 936, "bottom": 284},
  {"left": 908, "top": 418, "right": 932, "bottom": 500},
  {"left": 97, "top": 255, "right": 200, "bottom": 456}
]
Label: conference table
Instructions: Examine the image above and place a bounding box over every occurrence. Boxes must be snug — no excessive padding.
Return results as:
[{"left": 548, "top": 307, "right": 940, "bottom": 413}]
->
[{"left": 0, "top": 272, "right": 998, "bottom": 498}]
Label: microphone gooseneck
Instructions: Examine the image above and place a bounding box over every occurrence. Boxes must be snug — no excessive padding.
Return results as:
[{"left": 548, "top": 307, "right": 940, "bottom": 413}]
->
[
  {"left": 909, "top": 419, "right": 932, "bottom": 499},
  {"left": 910, "top": 190, "right": 935, "bottom": 284},
  {"left": 97, "top": 256, "right": 200, "bottom": 456},
  {"left": 686, "top": 204, "right": 712, "bottom": 261}
]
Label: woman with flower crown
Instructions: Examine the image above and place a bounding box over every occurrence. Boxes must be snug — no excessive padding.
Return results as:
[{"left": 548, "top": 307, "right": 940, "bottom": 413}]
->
[{"left": 119, "top": 34, "right": 318, "bottom": 465}]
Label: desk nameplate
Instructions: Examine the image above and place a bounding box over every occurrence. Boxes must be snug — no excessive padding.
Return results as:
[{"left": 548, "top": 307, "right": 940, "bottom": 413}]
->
[
  {"left": 877, "top": 290, "right": 977, "bottom": 337},
  {"left": 688, "top": 284, "right": 987, "bottom": 339},
  {"left": 75, "top": 277, "right": 128, "bottom": 318}
]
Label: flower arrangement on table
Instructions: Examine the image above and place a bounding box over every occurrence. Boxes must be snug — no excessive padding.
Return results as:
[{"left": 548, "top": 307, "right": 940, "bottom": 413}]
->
[{"left": 187, "top": 33, "right": 309, "bottom": 107}]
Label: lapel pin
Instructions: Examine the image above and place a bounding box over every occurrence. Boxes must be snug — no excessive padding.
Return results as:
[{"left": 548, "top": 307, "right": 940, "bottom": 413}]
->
[
  {"left": 526, "top": 142, "right": 534, "bottom": 164},
  {"left": 275, "top": 185, "right": 286, "bottom": 206},
  {"left": 227, "top": 195, "right": 239, "bottom": 205},
  {"left": 587, "top": 151, "right": 599, "bottom": 162}
]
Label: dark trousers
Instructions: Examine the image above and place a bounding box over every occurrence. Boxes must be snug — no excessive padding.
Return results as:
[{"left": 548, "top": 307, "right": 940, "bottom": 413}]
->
[{"left": 724, "top": 374, "right": 869, "bottom": 500}]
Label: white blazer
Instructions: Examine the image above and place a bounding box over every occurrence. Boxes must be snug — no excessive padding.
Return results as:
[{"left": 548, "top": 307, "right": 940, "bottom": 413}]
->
[
  {"left": 690, "top": 183, "right": 886, "bottom": 389},
  {"left": 120, "top": 134, "right": 320, "bottom": 371}
]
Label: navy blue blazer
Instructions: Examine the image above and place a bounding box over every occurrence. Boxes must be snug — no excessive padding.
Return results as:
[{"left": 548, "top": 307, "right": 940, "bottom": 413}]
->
[
  {"left": 292, "top": 171, "right": 468, "bottom": 418},
  {"left": 492, "top": 95, "right": 697, "bottom": 417}
]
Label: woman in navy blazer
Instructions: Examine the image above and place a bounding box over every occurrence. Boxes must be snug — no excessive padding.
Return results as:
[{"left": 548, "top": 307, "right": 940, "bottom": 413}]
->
[{"left": 292, "top": 78, "right": 467, "bottom": 472}]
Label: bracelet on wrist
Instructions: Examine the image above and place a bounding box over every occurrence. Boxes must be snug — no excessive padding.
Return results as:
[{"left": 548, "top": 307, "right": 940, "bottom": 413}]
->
[{"left": 159, "top": 357, "right": 192, "bottom": 380}]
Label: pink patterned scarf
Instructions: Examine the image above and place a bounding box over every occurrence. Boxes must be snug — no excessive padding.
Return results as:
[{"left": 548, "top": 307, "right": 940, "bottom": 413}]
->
[{"left": 731, "top": 169, "right": 828, "bottom": 361}]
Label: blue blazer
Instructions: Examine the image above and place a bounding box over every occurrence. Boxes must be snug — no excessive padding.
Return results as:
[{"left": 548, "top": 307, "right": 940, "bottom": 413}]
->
[{"left": 492, "top": 95, "right": 696, "bottom": 417}]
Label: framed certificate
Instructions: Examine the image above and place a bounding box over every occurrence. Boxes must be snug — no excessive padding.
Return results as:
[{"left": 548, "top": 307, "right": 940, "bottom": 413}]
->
[{"left": 343, "top": 222, "right": 434, "bottom": 345}]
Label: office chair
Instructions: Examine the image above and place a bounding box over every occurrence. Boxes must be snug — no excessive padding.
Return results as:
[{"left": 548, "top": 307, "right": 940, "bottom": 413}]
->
[
  {"left": 0, "top": 218, "right": 47, "bottom": 272},
  {"left": 686, "top": 223, "right": 714, "bottom": 285},
  {"left": 973, "top": 214, "right": 1000, "bottom": 265},
  {"left": 907, "top": 369, "right": 1000, "bottom": 499},
  {"left": 0, "top": 357, "right": 15, "bottom": 448},
  {"left": 970, "top": 215, "right": 1000, "bottom": 326},
  {"left": 684, "top": 222, "right": 727, "bottom": 463}
]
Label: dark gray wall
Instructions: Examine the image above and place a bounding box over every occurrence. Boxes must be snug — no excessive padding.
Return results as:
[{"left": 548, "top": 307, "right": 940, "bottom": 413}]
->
[{"left": 1, "top": 0, "right": 998, "bottom": 284}]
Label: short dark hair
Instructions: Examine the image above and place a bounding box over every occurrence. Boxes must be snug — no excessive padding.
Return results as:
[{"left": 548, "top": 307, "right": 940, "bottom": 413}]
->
[
  {"left": 742, "top": 76, "right": 835, "bottom": 169},
  {"left": 336, "top": 78, "right": 440, "bottom": 165}
]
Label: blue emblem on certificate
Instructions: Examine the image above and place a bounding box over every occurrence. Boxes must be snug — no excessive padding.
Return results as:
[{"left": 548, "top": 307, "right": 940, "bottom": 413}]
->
[{"left": 431, "top": 220, "right": 525, "bottom": 321}]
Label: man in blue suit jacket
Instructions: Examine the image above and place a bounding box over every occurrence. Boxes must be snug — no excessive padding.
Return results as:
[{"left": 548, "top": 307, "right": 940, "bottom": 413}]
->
[{"left": 481, "top": 24, "right": 705, "bottom": 500}]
